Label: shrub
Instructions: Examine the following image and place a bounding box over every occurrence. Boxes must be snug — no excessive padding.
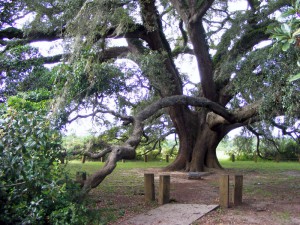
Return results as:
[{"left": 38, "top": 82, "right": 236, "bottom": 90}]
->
[
  {"left": 279, "top": 139, "right": 300, "bottom": 161},
  {"left": 0, "top": 108, "right": 88, "bottom": 224}
]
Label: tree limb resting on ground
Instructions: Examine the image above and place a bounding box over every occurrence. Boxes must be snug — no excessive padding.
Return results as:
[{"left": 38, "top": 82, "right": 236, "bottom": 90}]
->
[{"left": 75, "top": 95, "right": 261, "bottom": 196}]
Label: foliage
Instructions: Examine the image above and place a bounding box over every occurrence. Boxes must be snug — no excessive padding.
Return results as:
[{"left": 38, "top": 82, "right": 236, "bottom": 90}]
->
[
  {"left": 0, "top": 44, "right": 54, "bottom": 102},
  {"left": 62, "top": 134, "right": 91, "bottom": 152},
  {"left": 66, "top": 0, "right": 137, "bottom": 46},
  {"left": 7, "top": 89, "right": 52, "bottom": 113},
  {"left": 228, "top": 129, "right": 300, "bottom": 161},
  {"left": 0, "top": 107, "right": 88, "bottom": 225},
  {"left": 0, "top": 1, "right": 25, "bottom": 28},
  {"left": 22, "top": 0, "right": 85, "bottom": 36},
  {"left": 51, "top": 55, "right": 141, "bottom": 128},
  {"left": 229, "top": 42, "right": 300, "bottom": 127},
  {"left": 225, "top": 136, "right": 256, "bottom": 161},
  {"left": 268, "top": 0, "right": 300, "bottom": 81},
  {"left": 260, "top": 138, "right": 300, "bottom": 161}
]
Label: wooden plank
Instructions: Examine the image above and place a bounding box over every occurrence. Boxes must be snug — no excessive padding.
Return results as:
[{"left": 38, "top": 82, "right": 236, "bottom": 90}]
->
[
  {"left": 144, "top": 173, "right": 155, "bottom": 202},
  {"left": 158, "top": 175, "right": 170, "bottom": 205},
  {"left": 219, "top": 175, "right": 229, "bottom": 208},
  {"left": 124, "top": 204, "right": 219, "bottom": 225},
  {"left": 233, "top": 175, "right": 243, "bottom": 206}
]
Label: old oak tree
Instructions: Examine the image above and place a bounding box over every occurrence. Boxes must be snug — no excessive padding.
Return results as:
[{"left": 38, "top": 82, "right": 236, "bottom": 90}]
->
[{"left": 1, "top": 0, "right": 299, "bottom": 195}]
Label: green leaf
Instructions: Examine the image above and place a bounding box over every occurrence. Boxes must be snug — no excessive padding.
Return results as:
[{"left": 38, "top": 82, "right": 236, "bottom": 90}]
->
[
  {"left": 288, "top": 73, "right": 300, "bottom": 82},
  {"left": 282, "top": 42, "right": 290, "bottom": 51},
  {"left": 292, "top": 28, "right": 300, "bottom": 37},
  {"left": 281, "top": 24, "right": 291, "bottom": 36},
  {"left": 273, "top": 34, "right": 288, "bottom": 41},
  {"left": 280, "top": 9, "right": 296, "bottom": 18},
  {"left": 288, "top": 38, "right": 295, "bottom": 44},
  {"left": 295, "top": 0, "right": 300, "bottom": 9}
]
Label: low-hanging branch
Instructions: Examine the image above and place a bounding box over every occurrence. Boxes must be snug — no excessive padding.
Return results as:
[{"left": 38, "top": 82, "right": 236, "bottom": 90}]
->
[
  {"left": 83, "top": 148, "right": 112, "bottom": 159},
  {"left": 77, "top": 95, "right": 260, "bottom": 196}
]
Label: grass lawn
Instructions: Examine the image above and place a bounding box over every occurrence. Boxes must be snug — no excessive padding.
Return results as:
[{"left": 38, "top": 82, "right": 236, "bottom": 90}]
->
[
  {"left": 66, "top": 160, "right": 170, "bottom": 176},
  {"left": 220, "top": 160, "right": 300, "bottom": 171},
  {"left": 66, "top": 159, "right": 300, "bottom": 176},
  {"left": 65, "top": 159, "right": 300, "bottom": 224}
]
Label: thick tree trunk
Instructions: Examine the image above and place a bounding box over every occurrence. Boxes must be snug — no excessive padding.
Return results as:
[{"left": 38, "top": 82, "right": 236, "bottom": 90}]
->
[
  {"left": 166, "top": 109, "right": 226, "bottom": 172},
  {"left": 165, "top": 105, "right": 197, "bottom": 171}
]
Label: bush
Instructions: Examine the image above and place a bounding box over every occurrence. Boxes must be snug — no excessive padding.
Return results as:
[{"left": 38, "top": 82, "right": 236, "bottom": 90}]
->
[
  {"left": 279, "top": 139, "right": 300, "bottom": 161},
  {"left": 259, "top": 138, "right": 300, "bottom": 161},
  {"left": 0, "top": 108, "right": 88, "bottom": 224},
  {"left": 226, "top": 136, "right": 256, "bottom": 161}
]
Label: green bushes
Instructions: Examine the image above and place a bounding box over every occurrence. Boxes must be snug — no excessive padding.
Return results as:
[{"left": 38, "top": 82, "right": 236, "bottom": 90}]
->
[
  {"left": 225, "top": 136, "right": 256, "bottom": 161},
  {"left": 0, "top": 108, "right": 88, "bottom": 224},
  {"left": 261, "top": 139, "right": 300, "bottom": 161},
  {"left": 225, "top": 136, "right": 300, "bottom": 162}
]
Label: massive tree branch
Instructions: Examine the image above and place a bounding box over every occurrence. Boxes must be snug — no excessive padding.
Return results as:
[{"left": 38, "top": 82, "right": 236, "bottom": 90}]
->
[
  {"left": 70, "top": 148, "right": 112, "bottom": 160},
  {"left": 0, "top": 27, "right": 23, "bottom": 39},
  {"left": 83, "top": 148, "right": 112, "bottom": 159},
  {"left": 170, "top": 0, "right": 217, "bottom": 101},
  {"left": 0, "top": 54, "right": 64, "bottom": 71},
  {"left": 97, "top": 46, "right": 129, "bottom": 61},
  {"left": 188, "top": 0, "right": 215, "bottom": 23},
  {"left": 1, "top": 46, "right": 129, "bottom": 75},
  {"left": 188, "top": 20, "right": 217, "bottom": 101},
  {"left": 78, "top": 94, "right": 250, "bottom": 195},
  {"left": 138, "top": 0, "right": 183, "bottom": 96},
  {"left": 137, "top": 95, "right": 234, "bottom": 122},
  {"left": 42, "top": 54, "right": 63, "bottom": 64},
  {"left": 0, "top": 27, "right": 62, "bottom": 44},
  {"left": 206, "top": 99, "right": 262, "bottom": 130}
]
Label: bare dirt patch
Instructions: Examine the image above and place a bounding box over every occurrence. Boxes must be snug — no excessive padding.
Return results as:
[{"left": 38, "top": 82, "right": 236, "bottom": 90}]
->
[{"left": 90, "top": 167, "right": 300, "bottom": 225}]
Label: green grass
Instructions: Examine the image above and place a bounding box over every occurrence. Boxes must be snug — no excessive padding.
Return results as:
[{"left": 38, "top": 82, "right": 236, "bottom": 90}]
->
[
  {"left": 220, "top": 159, "right": 300, "bottom": 171},
  {"left": 65, "top": 159, "right": 300, "bottom": 224},
  {"left": 65, "top": 160, "right": 169, "bottom": 224},
  {"left": 65, "top": 160, "right": 171, "bottom": 176},
  {"left": 219, "top": 159, "right": 300, "bottom": 201},
  {"left": 65, "top": 159, "right": 300, "bottom": 179}
]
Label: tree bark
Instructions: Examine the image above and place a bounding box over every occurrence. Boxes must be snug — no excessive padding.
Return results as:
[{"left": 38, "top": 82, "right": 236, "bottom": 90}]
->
[
  {"left": 166, "top": 99, "right": 262, "bottom": 172},
  {"left": 166, "top": 109, "right": 226, "bottom": 172}
]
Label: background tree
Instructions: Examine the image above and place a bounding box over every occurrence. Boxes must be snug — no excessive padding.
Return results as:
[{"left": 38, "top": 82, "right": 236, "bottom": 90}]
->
[
  {"left": 227, "top": 123, "right": 300, "bottom": 161},
  {"left": 1, "top": 0, "right": 300, "bottom": 195}
]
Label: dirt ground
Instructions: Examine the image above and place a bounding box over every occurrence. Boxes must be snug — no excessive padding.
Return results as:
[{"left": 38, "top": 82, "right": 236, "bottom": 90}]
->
[{"left": 92, "top": 167, "right": 300, "bottom": 225}]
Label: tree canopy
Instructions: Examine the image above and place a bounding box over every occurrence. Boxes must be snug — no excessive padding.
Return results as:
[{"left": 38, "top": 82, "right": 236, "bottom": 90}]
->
[{"left": 1, "top": 0, "right": 300, "bottom": 194}]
